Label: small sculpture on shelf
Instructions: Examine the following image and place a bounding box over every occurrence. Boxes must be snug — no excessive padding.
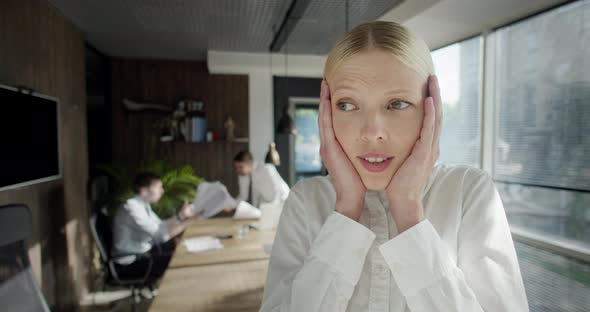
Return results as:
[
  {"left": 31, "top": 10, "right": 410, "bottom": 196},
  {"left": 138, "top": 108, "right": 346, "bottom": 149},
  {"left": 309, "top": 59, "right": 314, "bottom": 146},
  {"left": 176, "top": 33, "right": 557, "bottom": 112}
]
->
[
  {"left": 172, "top": 100, "right": 188, "bottom": 141},
  {"left": 224, "top": 115, "right": 235, "bottom": 142},
  {"left": 122, "top": 98, "right": 171, "bottom": 112},
  {"left": 154, "top": 116, "right": 174, "bottom": 142}
]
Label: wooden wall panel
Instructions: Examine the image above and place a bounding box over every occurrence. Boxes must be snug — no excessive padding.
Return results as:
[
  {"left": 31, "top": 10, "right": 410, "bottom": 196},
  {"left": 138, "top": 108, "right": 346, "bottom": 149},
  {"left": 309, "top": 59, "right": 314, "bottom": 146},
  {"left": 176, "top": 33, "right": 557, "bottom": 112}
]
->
[
  {"left": 111, "top": 59, "right": 249, "bottom": 195},
  {"left": 0, "top": 0, "right": 90, "bottom": 310}
]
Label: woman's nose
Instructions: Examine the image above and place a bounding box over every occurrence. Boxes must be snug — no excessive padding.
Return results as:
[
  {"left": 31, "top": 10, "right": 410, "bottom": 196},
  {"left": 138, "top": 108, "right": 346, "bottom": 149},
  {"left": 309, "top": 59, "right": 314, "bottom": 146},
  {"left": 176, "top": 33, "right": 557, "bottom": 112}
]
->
[{"left": 360, "top": 112, "right": 388, "bottom": 142}]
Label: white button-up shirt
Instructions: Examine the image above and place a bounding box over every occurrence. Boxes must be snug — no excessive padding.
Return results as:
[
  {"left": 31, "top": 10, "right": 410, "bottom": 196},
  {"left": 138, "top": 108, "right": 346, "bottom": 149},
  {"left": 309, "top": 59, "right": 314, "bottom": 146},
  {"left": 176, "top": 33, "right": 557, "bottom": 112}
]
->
[
  {"left": 237, "top": 161, "right": 290, "bottom": 207},
  {"left": 261, "top": 163, "right": 529, "bottom": 311},
  {"left": 111, "top": 196, "right": 170, "bottom": 264}
]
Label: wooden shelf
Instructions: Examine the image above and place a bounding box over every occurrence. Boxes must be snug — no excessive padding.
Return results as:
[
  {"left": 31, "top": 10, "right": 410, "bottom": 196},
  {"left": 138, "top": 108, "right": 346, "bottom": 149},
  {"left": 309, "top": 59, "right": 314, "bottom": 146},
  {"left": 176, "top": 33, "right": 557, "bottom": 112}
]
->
[{"left": 165, "top": 139, "right": 249, "bottom": 145}]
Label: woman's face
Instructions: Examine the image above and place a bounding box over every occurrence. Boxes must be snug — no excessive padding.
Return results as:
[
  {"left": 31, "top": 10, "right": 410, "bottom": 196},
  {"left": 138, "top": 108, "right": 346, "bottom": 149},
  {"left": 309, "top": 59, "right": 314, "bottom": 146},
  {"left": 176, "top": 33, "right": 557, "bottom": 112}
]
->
[{"left": 327, "top": 49, "right": 428, "bottom": 191}]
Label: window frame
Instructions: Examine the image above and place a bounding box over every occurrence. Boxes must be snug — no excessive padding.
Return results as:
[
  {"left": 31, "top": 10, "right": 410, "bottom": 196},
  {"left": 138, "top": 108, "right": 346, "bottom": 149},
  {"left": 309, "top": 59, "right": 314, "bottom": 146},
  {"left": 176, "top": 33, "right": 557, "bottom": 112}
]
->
[{"left": 429, "top": 0, "right": 590, "bottom": 261}]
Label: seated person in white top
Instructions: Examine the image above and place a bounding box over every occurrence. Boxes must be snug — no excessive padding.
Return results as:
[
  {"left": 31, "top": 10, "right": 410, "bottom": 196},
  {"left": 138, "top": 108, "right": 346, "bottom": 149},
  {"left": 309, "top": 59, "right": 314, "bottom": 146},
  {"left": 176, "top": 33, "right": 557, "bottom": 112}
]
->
[
  {"left": 261, "top": 21, "right": 529, "bottom": 311},
  {"left": 111, "top": 172, "right": 197, "bottom": 281},
  {"left": 232, "top": 150, "right": 290, "bottom": 208}
]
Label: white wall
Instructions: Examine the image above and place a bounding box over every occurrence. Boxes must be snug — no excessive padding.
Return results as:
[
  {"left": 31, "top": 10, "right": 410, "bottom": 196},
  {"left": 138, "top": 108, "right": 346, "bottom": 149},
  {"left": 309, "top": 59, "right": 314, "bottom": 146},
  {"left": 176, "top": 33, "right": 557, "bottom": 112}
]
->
[{"left": 207, "top": 50, "right": 326, "bottom": 161}]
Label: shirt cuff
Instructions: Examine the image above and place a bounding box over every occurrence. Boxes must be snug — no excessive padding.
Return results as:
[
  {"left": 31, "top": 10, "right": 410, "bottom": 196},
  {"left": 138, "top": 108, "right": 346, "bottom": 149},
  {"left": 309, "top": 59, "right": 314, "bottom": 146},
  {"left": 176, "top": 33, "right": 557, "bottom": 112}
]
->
[
  {"left": 378, "top": 219, "right": 453, "bottom": 296},
  {"left": 157, "top": 222, "right": 171, "bottom": 243},
  {"left": 309, "top": 211, "right": 376, "bottom": 284}
]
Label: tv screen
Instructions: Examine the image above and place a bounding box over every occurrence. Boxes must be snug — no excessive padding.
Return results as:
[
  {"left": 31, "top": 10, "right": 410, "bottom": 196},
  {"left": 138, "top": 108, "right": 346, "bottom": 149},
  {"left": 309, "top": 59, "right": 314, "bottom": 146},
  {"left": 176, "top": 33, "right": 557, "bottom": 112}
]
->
[{"left": 0, "top": 85, "right": 60, "bottom": 191}]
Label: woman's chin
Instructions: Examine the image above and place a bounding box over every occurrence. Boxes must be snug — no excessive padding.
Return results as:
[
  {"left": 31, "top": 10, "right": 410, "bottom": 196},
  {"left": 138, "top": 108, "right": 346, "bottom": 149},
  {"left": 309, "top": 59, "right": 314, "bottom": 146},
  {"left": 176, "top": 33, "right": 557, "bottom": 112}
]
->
[{"left": 359, "top": 174, "right": 390, "bottom": 191}]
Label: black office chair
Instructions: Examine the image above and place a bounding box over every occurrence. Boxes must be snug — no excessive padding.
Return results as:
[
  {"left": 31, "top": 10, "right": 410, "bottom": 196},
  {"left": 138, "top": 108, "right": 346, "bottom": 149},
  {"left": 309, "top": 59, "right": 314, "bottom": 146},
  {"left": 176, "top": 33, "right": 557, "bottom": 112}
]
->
[
  {"left": 88, "top": 175, "right": 157, "bottom": 306},
  {"left": 0, "top": 204, "right": 51, "bottom": 312}
]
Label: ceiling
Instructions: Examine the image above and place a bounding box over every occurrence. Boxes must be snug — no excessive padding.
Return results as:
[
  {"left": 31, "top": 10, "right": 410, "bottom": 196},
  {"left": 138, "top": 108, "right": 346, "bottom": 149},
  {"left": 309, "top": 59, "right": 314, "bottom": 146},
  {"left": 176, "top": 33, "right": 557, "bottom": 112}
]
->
[
  {"left": 48, "top": 0, "right": 403, "bottom": 59},
  {"left": 49, "top": 0, "right": 573, "bottom": 60},
  {"left": 403, "top": 0, "right": 571, "bottom": 50},
  {"left": 279, "top": 0, "right": 404, "bottom": 54}
]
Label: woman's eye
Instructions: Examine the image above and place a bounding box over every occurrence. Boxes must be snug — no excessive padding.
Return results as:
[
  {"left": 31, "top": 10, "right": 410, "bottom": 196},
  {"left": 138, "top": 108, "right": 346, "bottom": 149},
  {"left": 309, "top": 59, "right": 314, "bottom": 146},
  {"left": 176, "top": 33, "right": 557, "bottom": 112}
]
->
[
  {"left": 337, "top": 102, "right": 356, "bottom": 111},
  {"left": 387, "top": 100, "right": 410, "bottom": 110}
]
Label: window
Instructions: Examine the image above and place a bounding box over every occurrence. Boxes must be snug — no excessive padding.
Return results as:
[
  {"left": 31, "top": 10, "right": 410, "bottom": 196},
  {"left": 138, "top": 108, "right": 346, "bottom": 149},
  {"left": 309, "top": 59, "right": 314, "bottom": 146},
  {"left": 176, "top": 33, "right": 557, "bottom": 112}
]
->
[
  {"left": 294, "top": 102, "right": 322, "bottom": 182},
  {"left": 431, "top": 37, "right": 482, "bottom": 167},
  {"left": 493, "top": 0, "right": 590, "bottom": 248},
  {"left": 428, "top": 3, "right": 590, "bottom": 308}
]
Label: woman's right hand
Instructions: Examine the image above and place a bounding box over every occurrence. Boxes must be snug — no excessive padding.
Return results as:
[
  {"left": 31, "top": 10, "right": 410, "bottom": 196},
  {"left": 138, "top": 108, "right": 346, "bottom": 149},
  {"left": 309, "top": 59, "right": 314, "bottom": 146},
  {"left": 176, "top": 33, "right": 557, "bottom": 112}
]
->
[{"left": 318, "top": 80, "right": 366, "bottom": 222}]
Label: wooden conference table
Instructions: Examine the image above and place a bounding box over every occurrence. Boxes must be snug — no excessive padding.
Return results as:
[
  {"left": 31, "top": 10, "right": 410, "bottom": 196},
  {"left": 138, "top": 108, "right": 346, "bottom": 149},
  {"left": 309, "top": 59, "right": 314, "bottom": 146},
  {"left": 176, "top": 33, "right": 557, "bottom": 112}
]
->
[{"left": 149, "top": 217, "right": 275, "bottom": 312}]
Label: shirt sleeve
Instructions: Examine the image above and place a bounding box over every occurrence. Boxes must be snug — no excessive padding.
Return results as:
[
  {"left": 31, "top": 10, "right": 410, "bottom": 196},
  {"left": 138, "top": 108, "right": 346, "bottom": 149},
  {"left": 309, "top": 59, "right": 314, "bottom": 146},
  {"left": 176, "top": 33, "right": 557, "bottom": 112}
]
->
[
  {"left": 266, "top": 164, "right": 290, "bottom": 202},
  {"left": 236, "top": 175, "right": 249, "bottom": 203},
  {"left": 260, "top": 185, "right": 376, "bottom": 312},
  {"left": 126, "top": 201, "right": 170, "bottom": 243},
  {"left": 255, "top": 164, "right": 280, "bottom": 204},
  {"left": 378, "top": 170, "right": 529, "bottom": 311}
]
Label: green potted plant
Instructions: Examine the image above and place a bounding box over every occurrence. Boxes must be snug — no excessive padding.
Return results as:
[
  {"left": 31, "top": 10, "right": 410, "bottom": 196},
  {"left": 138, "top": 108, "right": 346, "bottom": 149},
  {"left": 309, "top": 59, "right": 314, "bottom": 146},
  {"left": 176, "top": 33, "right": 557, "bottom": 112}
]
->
[{"left": 98, "top": 160, "right": 204, "bottom": 218}]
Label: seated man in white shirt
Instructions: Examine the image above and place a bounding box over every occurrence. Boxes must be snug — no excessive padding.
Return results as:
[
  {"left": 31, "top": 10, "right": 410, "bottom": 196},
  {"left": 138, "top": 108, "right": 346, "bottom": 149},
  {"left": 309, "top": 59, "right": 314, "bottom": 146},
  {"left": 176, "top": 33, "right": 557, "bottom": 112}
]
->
[
  {"left": 111, "top": 172, "right": 197, "bottom": 282},
  {"left": 233, "top": 150, "right": 290, "bottom": 208}
]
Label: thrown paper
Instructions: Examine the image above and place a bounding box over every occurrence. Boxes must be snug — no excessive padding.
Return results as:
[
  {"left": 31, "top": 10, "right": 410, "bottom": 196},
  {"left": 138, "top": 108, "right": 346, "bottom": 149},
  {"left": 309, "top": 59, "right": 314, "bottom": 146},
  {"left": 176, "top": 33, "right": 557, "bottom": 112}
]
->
[
  {"left": 192, "top": 181, "right": 237, "bottom": 218},
  {"left": 233, "top": 200, "right": 261, "bottom": 219}
]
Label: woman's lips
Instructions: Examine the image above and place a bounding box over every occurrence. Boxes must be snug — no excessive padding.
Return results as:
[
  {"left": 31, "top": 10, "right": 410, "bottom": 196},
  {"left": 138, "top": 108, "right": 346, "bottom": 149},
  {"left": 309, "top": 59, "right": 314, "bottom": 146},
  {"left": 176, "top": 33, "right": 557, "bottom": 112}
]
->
[{"left": 357, "top": 155, "right": 394, "bottom": 173}]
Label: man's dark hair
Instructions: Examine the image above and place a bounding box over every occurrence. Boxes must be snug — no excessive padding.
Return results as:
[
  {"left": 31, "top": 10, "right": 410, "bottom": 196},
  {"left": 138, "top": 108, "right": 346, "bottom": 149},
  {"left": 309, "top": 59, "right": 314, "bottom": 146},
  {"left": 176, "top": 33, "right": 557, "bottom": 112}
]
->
[
  {"left": 234, "top": 150, "right": 253, "bottom": 163},
  {"left": 133, "top": 172, "right": 161, "bottom": 194}
]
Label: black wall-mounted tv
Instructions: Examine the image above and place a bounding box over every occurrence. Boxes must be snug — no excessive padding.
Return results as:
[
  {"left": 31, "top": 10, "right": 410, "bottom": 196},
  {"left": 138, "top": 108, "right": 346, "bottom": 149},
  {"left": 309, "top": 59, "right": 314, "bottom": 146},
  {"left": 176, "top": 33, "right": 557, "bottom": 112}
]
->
[{"left": 0, "top": 84, "right": 61, "bottom": 191}]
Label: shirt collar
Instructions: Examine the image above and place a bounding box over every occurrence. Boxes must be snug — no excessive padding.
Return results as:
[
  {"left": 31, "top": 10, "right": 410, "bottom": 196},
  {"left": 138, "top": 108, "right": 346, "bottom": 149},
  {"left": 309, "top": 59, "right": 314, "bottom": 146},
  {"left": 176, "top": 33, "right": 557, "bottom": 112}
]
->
[
  {"left": 134, "top": 195, "right": 151, "bottom": 208},
  {"left": 365, "top": 162, "right": 442, "bottom": 206}
]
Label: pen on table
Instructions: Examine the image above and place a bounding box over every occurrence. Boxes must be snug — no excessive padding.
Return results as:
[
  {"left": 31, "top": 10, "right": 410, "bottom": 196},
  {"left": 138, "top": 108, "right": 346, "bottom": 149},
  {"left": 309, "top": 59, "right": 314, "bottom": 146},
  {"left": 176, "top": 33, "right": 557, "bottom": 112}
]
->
[{"left": 215, "top": 234, "right": 233, "bottom": 240}]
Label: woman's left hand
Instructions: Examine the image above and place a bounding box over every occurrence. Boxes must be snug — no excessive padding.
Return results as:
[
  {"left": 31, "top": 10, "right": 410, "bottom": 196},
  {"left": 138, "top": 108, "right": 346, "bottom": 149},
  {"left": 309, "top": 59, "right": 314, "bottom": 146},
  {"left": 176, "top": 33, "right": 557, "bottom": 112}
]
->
[{"left": 386, "top": 75, "right": 442, "bottom": 233}]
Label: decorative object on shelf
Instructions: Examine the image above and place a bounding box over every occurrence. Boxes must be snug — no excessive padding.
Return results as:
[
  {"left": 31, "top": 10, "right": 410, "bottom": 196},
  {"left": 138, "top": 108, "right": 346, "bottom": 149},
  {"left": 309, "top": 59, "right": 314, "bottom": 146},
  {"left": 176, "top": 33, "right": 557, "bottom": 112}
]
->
[
  {"left": 122, "top": 98, "right": 171, "bottom": 112},
  {"left": 265, "top": 142, "right": 281, "bottom": 166},
  {"left": 172, "top": 100, "right": 188, "bottom": 141},
  {"left": 224, "top": 115, "right": 235, "bottom": 142},
  {"left": 123, "top": 98, "right": 175, "bottom": 142},
  {"left": 206, "top": 130, "right": 213, "bottom": 142},
  {"left": 182, "top": 98, "right": 207, "bottom": 143},
  {"left": 97, "top": 160, "right": 204, "bottom": 218},
  {"left": 154, "top": 116, "right": 174, "bottom": 142}
]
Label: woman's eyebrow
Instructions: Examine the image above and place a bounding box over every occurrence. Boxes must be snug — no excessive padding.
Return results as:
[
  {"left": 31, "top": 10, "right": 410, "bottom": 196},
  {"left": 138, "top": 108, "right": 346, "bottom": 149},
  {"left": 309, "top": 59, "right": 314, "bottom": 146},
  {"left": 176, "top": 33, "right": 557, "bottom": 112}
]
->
[
  {"left": 384, "top": 88, "right": 417, "bottom": 97},
  {"left": 331, "top": 85, "right": 420, "bottom": 101},
  {"left": 331, "top": 85, "right": 358, "bottom": 94}
]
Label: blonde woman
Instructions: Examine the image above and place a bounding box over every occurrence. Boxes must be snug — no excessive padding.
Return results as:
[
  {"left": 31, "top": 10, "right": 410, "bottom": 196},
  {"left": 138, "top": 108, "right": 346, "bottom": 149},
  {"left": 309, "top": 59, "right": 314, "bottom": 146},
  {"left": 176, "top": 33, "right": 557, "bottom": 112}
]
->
[{"left": 260, "top": 21, "right": 528, "bottom": 311}]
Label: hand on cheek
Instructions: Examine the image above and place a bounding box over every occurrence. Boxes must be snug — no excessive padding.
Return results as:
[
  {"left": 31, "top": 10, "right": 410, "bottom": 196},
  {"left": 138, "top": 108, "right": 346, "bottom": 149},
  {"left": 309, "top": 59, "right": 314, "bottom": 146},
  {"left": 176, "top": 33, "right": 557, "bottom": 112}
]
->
[
  {"left": 386, "top": 75, "right": 442, "bottom": 233},
  {"left": 319, "top": 80, "right": 367, "bottom": 222}
]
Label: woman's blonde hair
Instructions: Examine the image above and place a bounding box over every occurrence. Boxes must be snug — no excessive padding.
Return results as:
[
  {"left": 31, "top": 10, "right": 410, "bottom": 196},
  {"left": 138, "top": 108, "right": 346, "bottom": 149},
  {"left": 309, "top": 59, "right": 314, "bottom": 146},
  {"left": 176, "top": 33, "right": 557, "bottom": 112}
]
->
[{"left": 323, "top": 21, "right": 434, "bottom": 81}]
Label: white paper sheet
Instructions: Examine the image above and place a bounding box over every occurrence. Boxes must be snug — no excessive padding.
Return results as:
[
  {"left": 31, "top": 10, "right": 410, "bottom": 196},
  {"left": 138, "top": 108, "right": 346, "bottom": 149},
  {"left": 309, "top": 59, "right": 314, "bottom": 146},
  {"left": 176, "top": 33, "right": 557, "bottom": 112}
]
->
[
  {"left": 183, "top": 236, "right": 224, "bottom": 253},
  {"left": 193, "top": 181, "right": 237, "bottom": 218},
  {"left": 232, "top": 200, "right": 261, "bottom": 219}
]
